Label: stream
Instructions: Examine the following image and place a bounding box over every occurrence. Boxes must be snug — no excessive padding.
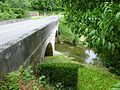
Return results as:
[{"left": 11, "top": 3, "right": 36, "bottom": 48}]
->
[{"left": 55, "top": 43, "right": 100, "bottom": 65}]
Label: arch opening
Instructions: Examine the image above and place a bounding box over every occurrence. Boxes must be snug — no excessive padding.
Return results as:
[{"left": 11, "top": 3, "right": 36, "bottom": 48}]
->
[
  {"left": 45, "top": 43, "right": 53, "bottom": 57},
  {"left": 55, "top": 31, "right": 58, "bottom": 37}
]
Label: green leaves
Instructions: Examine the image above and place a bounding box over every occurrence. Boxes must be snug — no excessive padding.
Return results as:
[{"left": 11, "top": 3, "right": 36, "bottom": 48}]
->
[
  {"left": 96, "top": 38, "right": 101, "bottom": 46},
  {"left": 112, "top": 82, "right": 120, "bottom": 90},
  {"left": 108, "top": 42, "right": 112, "bottom": 50},
  {"left": 115, "top": 42, "right": 120, "bottom": 48},
  {"left": 102, "top": 38, "right": 105, "bottom": 46},
  {"left": 108, "top": 42, "right": 115, "bottom": 52},
  {"left": 89, "top": 30, "right": 96, "bottom": 36},
  {"left": 5, "top": 0, "right": 30, "bottom": 10},
  {"left": 0, "top": 0, "right": 29, "bottom": 20},
  {"left": 30, "top": 0, "right": 62, "bottom": 11},
  {"left": 64, "top": 1, "right": 120, "bottom": 52},
  {"left": 116, "top": 12, "right": 120, "bottom": 19},
  {"left": 111, "top": 43, "right": 115, "bottom": 52}
]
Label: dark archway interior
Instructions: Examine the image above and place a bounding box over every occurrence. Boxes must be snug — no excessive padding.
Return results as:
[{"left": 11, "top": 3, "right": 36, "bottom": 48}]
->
[
  {"left": 45, "top": 43, "right": 53, "bottom": 56},
  {"left": 55, "top": 31, "right": 58, "bottom": 37}
]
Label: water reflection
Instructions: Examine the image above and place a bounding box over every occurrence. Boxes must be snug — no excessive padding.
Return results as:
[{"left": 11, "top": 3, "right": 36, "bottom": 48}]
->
[
  {"left": 56, "top": 43, "right": 99, "bottom": 64},
  {"left": 85, "top": 49, "right": 97, "bottom": 64}
]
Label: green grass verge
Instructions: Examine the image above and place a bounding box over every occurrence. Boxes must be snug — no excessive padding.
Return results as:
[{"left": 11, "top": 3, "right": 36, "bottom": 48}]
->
[
  {"left": 78, "top": 65, "right": 120, "bottom": 90},
  {"left": 45, "top": 55, "right": 80, "bottom": 64},
  {"left": 45, "top": 55, "right": 120, "bottom": 90}
]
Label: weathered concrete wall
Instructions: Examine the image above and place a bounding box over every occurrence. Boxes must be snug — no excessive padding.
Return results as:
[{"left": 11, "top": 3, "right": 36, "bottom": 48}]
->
[{"left": 0, "top": 19, "right": 59, "bottom": 78}]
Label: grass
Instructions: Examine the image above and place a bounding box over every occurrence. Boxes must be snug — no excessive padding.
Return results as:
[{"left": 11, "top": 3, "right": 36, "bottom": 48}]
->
[
  {"left": 1, "top": 55, "right": 119, "bottom": 90},
  {"left": 45, "top": 55, "right": 120, "bottom": 90},
  {"left": 45, "top": 55, "right": 80, "bottom": 64},
  {"left": 78, "top": 65, "right": 120, "bottom": 90}
]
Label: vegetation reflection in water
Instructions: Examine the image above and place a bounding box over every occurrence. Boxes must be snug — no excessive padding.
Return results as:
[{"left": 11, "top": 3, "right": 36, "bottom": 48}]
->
[{"left": 55, "top": 43, "right": 99, "bottom": 64}]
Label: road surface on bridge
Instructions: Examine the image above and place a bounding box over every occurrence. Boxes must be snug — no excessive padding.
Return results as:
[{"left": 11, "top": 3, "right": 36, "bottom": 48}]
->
[{"left": 0, "top": 15, "right": 59, "bottom": 50}]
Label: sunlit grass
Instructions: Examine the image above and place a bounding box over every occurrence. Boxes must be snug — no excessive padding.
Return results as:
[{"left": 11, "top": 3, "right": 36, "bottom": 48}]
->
[
  {"left": 45, "top": 55, "right": 80, "bottom": 64},
  {"left": 78, "top": 65, "right": 120, "bottom": 90},
  {"left": 45, "top": 55, "right": 120, "bottom": 90}
]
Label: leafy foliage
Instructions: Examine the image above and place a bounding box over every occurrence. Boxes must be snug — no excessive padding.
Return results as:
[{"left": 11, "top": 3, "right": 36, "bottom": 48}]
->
[
  {"left": 5, "top": 0, "right": 30, "bottom": 10},
  {"left": 0, "top": 66, "right": 53, "bottom": 90},
  {"left": 30, "top": 0, "right": 63, "bottom": 11},
  {"left": 0, "top": 0, "right": 30, "bottom": 20},
  {"left": 0, "top": 2, "right": 16, "bottom": 20},
  {"left": 0, "top": 0, "right": 7, "bottom": 3},
  {"left": 112, "top": 82, "right": 120, "bottom": 90},
  {"left": 58, "top": 17, "right": 76, "bottom": 44},
  {"left": 62, "top": 0, "right": 120, "bottom": 75},
  {"left": 12, "top": 8, "right": 29, "bottom": 18}
]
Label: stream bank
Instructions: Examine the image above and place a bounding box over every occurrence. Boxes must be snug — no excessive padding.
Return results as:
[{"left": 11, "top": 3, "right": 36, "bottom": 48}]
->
[{"left": 55, "top": 43, "right": 101, "bottom": 66}]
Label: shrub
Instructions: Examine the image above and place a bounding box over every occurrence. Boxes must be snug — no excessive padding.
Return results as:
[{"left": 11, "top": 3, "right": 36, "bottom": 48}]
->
[
  {"left": 0, "top": 66, "right": 52, "bottom": 90},
  {"left": 0, "top": 1, "right": 29, "bottom": 20},
  {"left": 36, "top": 59, "right": 81, "bottom": 87},
  {"left": 78, "top": 66, "right": 119, "bottom": 90},
  {"left": 0, "top": 2, "right": 16, "bottom": 20},
  {"left": 12, "top": 8, "right": 29, "bottom": 18},
  {"left": 58, "top": 17, "right": 76, "bottom": 44}
]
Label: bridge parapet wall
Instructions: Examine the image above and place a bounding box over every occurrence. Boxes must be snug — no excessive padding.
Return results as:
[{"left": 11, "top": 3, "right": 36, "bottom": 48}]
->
[{"left": 0, "top": 18, "right": 59, "bottom": 78}]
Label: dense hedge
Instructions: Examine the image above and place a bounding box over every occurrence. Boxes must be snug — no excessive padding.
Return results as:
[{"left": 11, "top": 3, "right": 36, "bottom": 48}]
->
[
  {"left": 78, "top": 66, "right": 119, "bottom": 90},
  {"left": 36, "top": 62, "right": 80, "bottom": 87}
]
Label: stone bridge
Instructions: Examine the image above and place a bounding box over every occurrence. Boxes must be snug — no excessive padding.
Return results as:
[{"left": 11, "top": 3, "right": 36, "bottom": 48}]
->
[{"left": 0, "top": 16, "right": 59, "bottom": 78}]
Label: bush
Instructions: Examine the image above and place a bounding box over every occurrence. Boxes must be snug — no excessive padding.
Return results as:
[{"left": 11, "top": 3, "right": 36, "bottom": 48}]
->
[
  {"left": 12, "top": 8, "right": 29, "bottom": 18},
  {"left": 58, "top": 17, "right": 76, "bottom": 44},
  {"left": 36, "top": 58, "right": 81, "bottom": 87},
  {"left": 0, "top": 2, "right": 16, "bottom": 20},
  {"left": 0, "top": 66, "right": 51, "bottom": 90},
  {"left": 78, "top": 66, "right": 119, "bottom": 90},
  {"left": 0, "top": 1, "right": 29, "bottom": 20}
]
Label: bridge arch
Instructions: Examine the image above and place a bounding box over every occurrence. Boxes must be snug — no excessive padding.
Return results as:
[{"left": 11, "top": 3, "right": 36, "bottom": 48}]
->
[{"left": 44, "top": 43, "right": 53, "bottom": 57}]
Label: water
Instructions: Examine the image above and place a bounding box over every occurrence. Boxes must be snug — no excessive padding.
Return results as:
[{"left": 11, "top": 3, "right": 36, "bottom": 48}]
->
[
  {"left": 85, "top": 49, "right": 97, "bottom": 64},
  {"left": 55, "top": 43, "right": 98, "bottom": 64}
]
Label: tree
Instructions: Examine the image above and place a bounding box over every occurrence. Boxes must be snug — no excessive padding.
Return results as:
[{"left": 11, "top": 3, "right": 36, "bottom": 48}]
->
[
  {"left": 5, "top": 0, "right": 30, "bottom": 10},
  {"left": 0, "top": 2, "right": 17, "bottom": 20},
  {"left": 62, "top": 0, "right": 120, "bottom": 75},
  {"left": 30, "top": 0, "right": 62, "bottom": 11},
  {"left": 0, "top": 0, "right": 7, "bottom": 3}
]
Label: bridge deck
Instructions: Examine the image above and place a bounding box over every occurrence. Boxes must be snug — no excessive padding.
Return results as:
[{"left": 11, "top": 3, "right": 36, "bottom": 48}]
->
[{"left": 0, "top": 15, "right": 59, "bottom": 51}]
